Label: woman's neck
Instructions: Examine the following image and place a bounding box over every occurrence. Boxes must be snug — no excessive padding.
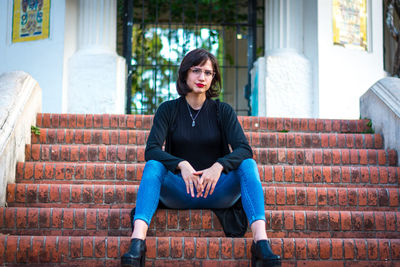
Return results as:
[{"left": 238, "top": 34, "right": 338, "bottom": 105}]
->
[{"left": 185, "top": 93, "right": 206, "bottom": 110}]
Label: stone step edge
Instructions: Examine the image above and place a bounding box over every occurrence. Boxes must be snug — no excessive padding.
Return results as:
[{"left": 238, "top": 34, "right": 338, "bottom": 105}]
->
[
  {"left": 6, "top": 183, "right": 400, "bottom": 208},
  {"left": 1, "top": 207, "right": 399, "bottom": 235},
  {"left": 36, "top": 113, "right": 372, "bottom": 133},
  {"left": 31, "top": 129, "right": 384, "bottom": 150},
  {"left": 0, "top": 235, "right": 399, "bottom": 262},
  {"left": 15, "top": 161, "right": 400, "bottom": 186},
  {"left": 24, "top": 144, "right": 398, "bottom": 166}
]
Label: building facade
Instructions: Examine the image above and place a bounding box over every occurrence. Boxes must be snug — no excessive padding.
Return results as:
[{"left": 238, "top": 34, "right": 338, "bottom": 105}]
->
[{"left": 0, "top": 0, "right": 386, "bottom": 119}]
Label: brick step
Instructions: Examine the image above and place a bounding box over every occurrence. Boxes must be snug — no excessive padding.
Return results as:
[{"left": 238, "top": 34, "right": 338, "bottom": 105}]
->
[
  {"left": 36, "top": 113, "right": 372, "bottom": 133},
  {"left": 32, "top": 128, "right": 383, "bottom": 149},
  {"left": 24, "top": 144, "right": 398, "bottom": 166},
  {"left": 16, "top": 162, "right": 400, "bottom": 186},
  {"left": 0, "top": 235, "right": 399, "bottom": 265},
  {"left": 1, "top": 207, "right": 400, "bottom": 239},
  {"left": 6, "top": 184, "right": 399, "bottom": 210}
]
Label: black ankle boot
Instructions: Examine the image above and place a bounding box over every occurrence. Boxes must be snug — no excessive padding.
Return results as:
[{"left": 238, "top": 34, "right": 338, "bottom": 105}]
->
[
  {"left": 251, "top": 240, "right": 281, "bottom": 267},
  {"left": 121, "top": 238, "right": 146, "bottom": 267}
]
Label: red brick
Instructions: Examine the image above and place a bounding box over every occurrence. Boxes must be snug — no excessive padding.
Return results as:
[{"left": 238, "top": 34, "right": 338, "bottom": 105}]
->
[
  {"left": 306, "top": 188, "right": 317, "bottom": 206},
  {"left": 319, "top": 239, "right": 330, "bottom": 259},
  {"left": 86, "top": 209, "right": 97, "bottom": 230},
  {"left": 274, "top": 166, "right": 283, "bottom": 182},
  {"left": 208, "top": 238, "right": 219, "bottom": 259},
  {"left": 331, "top": 238, "right": 343, "bottom": 260},
  {"left": 83, "top": 236, "right": 94, "bottom": 257},
  {"left": 332, "top": 150, "right": 341, "bottom": 165},
  {"left": 221, "top": 239, "right": 232, "bottom": 259},
  {"left": 295, "top": 238, "right": 307, "bottom": 259},
  {"left": 233, "top": 239, "right": 245, "bottom": 259},
  {"left": 70, "top": 236, "right": 82, "bottom": 258},
  {"left": 63, "top": 209, "right": 73, "bottom": 229},
  {"left": 276, "top": 187, "right": 285, "bottom": 205},
  {"left": 391, "top": 239, "right": 400, "bottom": 260},
  {"left": 379, "top": 240, "right": 390, "bottom": 260},
  {"left": 389, "top": 188, "right": 399, "bottom": 207},
  {"left": 354, "top": 239, "right": 367, "bottom": 260},
  {"left": 75, "top": 208, "right": 85, "bottom": 229},
  {"left": 367, "top": 189, "right": 378, "bottom": 206},
  {"left": 344, "top": 239, "right": 355, "bottom": 259},
  {"left": 304, "top": 150, "right": 313, "bottom": 165},
  {"left": 341, "top": 211, "right": 351, "bottom": 231},
  {"left": 184, "top": 237, "right": 195, "bottom": 259},
  {"left": 329, "top": 211, "right": 340, "bottom": 231},
  {"left": 27, "top": 208, "right": 39, "bottom": 228},
  {"left": 52, "top": 208, "right": 62, "bottom": 228},
  {"left": 283, "top": 238, "right": 294, "bottom": 259},
  {"left": 94, "top": 236, "right": 106, "bottom": 257},
  {"left": 367, "top": 239, "right": 378, "bottom": 260},
  {"left": 294, "top": 211, "right": 305, "bottom": 230},
  {"left": 317, "top": 188, "right": 327, "bottom": 206},
  {"left": 195, "top": 238, "right": 207, "bottom": 259},
  {"left": 307, "top": 239, "right": 319, "bottom": 259},
  {"left": 171, "top": 237, "right": 183, "bottom": 258}
]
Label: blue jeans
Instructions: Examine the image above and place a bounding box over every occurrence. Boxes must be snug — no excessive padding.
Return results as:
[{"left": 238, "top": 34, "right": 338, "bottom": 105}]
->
[{"left": 134, "top": 159, "right": 266, "bottom": 226}]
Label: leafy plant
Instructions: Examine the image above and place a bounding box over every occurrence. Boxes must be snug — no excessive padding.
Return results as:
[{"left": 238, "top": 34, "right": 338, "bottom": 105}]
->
[{"left": 31, "top": 126, "right": 40, "bottom": 136}]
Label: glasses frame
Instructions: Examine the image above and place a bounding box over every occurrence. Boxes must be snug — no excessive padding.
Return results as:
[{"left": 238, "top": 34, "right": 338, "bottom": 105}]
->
[{"left": 189, "top": 67, "right": 215, "bottom": 79}]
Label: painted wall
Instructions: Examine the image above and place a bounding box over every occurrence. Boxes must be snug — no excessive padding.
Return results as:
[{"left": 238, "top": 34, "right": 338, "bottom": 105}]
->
[
  {"left": 317, "top": 0, "right": 385, "bottom": 119},
  {"left": 0, "top": 0, "right": 66, "bottom": 113}
]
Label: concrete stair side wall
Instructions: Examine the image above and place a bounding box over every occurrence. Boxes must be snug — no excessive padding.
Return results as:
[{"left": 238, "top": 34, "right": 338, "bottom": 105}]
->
[
  {"left": 361, "top": 77, "right": 400, "bottom": 165},
  {"left": 0, "top": 71, "right": 41, "bottom": 206}
]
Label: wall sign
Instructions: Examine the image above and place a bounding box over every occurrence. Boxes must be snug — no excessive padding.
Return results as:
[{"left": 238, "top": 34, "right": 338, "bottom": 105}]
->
[
  {"left": 12, "top": 0, "right": 51, "bottom": 43},
  {"left": 332, "top": 0, "right": 368, "bottom": 51}
]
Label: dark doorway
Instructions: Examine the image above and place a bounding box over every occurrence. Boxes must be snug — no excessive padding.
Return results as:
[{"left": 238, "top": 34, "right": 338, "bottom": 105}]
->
[{"left": 120, "top": 0, "right": 264, "bottom": 115}]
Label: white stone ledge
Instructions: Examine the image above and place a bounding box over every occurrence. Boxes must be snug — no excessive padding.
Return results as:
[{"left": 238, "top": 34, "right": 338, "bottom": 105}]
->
[
  {"left": 360, "top": 77, "right": 400, "bottom": 165},
  {"left": 0, "top": 71, "right": 42, "bottom": 206}
]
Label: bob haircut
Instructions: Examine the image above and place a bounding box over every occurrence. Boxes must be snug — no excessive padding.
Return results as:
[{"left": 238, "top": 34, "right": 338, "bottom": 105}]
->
[{"left": 176, "top": 48, "right": 221, "bottom": 98}]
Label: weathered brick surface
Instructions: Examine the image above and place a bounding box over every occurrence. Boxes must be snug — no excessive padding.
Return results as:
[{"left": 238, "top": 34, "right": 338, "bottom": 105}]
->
[{"left": 2, "top": 113, "right": 399, "bottom": 265}]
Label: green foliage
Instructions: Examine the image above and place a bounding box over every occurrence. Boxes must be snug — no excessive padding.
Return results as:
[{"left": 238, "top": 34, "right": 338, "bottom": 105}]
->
[
  {"left": 31, "top": 126, "right": 40, "bottom": 136},
  {"left": 361, "top": 118, "right": 375, "bottom": 134}
]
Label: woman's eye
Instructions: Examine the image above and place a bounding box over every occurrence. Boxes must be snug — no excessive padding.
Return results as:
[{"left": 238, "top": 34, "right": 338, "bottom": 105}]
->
[
  {"left": 193, "top": 69, "right": 201, "bottom": 74},
  {"left": 204, "top": 71, "right": 212, "bottom": 76}
]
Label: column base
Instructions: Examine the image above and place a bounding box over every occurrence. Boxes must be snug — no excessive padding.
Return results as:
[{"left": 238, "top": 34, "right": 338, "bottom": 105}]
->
[
  {"left": 67, "top": 51, "right": 126, "bottom": 114},
  {"left": 265, "top": 50, "right": 313, "bottom": 118}
]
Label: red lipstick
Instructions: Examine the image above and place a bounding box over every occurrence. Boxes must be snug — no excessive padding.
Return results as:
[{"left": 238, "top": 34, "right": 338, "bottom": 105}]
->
[{"left": 196, "top": 83, "right": 204, "bottom": 88}]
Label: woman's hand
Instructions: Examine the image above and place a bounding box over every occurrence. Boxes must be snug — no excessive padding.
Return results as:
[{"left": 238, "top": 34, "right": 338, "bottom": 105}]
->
[
  {"left": 194, "top": 162, "right": 224, "bottom": 198},
  {"left": 177, "top": 161, "right": 202, "bottom": 197}
]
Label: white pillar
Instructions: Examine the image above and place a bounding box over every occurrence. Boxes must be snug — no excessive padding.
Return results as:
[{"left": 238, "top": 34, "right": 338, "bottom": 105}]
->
[
  {"left": 264, "top": 0, "right": 313, "bottom": 118},
  {"left": 67, "top": 0, "right": 126, "bottom": 114}
]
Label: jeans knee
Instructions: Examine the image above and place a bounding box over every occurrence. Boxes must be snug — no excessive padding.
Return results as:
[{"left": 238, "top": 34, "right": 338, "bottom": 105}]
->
[
  {"left": 142, "top": 160, "right": 166, "bottom": 182},
  {"left": 239, "top": 158, "right": 257, "bottom": 170}
]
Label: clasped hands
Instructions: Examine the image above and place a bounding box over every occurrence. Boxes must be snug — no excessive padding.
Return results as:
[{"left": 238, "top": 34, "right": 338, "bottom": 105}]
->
[{"left": 177, "top": 161, "right": 224, "bottom": 198}]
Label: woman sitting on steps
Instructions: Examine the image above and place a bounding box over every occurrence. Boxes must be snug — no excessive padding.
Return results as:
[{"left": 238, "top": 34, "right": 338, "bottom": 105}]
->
[{"left": 121, "top": 48, "right": 281, "bottom": 267}]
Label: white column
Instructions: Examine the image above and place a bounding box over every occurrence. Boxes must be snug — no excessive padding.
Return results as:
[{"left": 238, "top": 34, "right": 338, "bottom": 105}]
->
[
  {"left": 67, "top": 0, "right": 125, "bottom": 114},
  {"left": 264, "top": 0, "right": 313, "bottom": 118}
]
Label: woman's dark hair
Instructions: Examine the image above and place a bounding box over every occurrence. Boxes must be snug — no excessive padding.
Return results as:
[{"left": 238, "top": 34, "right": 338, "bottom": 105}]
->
[{"left": 176, "top": 48, "right": 221, "bottom": 98}]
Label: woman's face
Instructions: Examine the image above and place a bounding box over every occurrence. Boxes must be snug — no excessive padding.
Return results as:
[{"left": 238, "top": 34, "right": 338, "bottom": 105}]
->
[{"left": 186, "top": 59, "right": 214, "bottom": 96}]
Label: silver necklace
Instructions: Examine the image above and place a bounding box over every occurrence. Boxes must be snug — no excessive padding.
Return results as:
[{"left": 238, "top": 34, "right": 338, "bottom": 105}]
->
[{"left": 186, "top": 101, "right": 204, "bottom": 127}]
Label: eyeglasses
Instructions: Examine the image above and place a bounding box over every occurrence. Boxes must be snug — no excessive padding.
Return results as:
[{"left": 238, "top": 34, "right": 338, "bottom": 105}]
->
[{"left": 190, "top": 67, "right": 215, "bottom": 78}]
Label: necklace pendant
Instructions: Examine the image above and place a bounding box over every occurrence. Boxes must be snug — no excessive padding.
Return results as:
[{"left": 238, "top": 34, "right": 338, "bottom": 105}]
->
[{"left": 192, "top": 121, "right": 195, "bottom": 127}]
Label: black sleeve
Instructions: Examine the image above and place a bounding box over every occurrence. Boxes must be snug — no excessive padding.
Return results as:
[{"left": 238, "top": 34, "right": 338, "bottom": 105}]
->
[
  {"left": 144, "top": 101, "right": 184, "bottom": 172},
  {"left": 216, "top": 103, "right": 253, "bottom": 173}
]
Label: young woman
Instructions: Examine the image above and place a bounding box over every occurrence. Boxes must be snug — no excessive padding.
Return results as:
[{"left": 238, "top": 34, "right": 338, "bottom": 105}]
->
[{"left": 121, "top": 48, "right": 281, "bottom": 267}]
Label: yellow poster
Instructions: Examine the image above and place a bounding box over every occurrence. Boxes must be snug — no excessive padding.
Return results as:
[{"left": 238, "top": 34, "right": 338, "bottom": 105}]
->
[
  {"left": 332, "top": 0, "right": 368, "bottom": 51},
  {"left": 12, "top": 0, "right": 51, "bottom": 43}
]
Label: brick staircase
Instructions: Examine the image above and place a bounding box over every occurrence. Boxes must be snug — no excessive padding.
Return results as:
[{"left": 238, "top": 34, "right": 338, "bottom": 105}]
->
[{"left": 1, "top": 113, "right": 400, "bottom": 266}]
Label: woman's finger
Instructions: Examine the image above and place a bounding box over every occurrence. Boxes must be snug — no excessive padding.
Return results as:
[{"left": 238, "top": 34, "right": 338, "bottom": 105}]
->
[
  {"left": 209, "top": 182, "right": 217, "bottom": 196},
  {"left": 203, "top": 182, "right": 212, "bottom": 198},
  {"left": 189, "top": 180, "right": 195, "bottom": 197}
]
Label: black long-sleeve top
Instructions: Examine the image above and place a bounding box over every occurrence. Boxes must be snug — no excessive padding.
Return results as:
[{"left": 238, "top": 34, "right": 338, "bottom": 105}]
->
[{"left": 145, "top": 96, "right": 253, "bottom": 173}]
